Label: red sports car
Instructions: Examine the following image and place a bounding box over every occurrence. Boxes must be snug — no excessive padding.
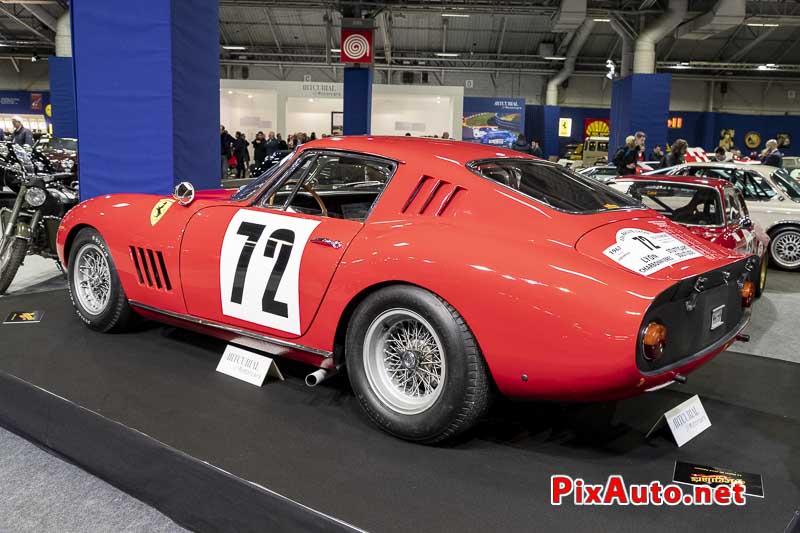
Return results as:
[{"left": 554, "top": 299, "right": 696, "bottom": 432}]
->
[
  {"left": 611, "top": 175, "right": 770, "bottom": 296},
  {"left": 57, "top": 137, "right": 757, "bottom": 443}
]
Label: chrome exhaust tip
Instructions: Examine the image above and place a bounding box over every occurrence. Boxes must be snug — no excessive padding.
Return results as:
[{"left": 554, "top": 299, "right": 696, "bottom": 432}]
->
[{"left": 305, "top": 367, "right": 338, "bottom": 387}]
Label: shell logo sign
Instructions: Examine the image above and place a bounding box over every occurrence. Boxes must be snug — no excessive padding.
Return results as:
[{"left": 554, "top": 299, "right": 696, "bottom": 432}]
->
[{"left": 584, "top": 119, "right": 610, "bottom": 138}]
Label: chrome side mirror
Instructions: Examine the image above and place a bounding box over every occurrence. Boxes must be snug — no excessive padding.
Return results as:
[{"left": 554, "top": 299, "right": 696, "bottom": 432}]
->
[
  {"left": 740, "top": 217, "right": 753, "bottom": 230},
  {"left": 173, "top": 181, "right": 195, "bottom": 206}
]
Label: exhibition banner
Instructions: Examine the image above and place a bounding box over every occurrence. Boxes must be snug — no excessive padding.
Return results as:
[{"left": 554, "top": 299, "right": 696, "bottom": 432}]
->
[
  {"left": 0, "top": 91, "right": 50, "bottom": 115},
  {"left": 462, "top": 97, "right": 525, "bottom": 148}
]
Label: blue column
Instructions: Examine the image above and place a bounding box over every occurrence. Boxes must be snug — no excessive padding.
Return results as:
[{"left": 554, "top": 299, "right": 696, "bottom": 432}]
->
[
  {"left": 609, "top": 73, "right": 671, "bottom": 158},
  {"left": 700, "top": 112, "right": 717, "bottom": 151},
  {"left": 71, "top": 0, "right": 219, "bottom": 200},
  {"left": 343, "top": 67, "right": 372, "bottom": 135},
  {"left": 48, "top": 57, "right": 77, "bottom": 138},
  {"left": 542, "top": 105, "right": 561, "bottom": 160}
]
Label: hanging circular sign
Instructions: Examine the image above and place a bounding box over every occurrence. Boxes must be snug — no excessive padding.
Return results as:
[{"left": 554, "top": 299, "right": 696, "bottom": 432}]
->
[
  {"left": 745, "top": 131, "right": 761, "bottom": 149},
  {"left": 45, "top": 103, "right": 52, "bottom": 118}
]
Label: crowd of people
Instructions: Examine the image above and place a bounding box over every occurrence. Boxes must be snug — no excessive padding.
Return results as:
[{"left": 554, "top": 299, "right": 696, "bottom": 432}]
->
[
  {"left": 611, "top": 130, "right": 786, "bottom": 175},
  {"left": 0, "top": 117, "right": 34, "bottom": 147}
]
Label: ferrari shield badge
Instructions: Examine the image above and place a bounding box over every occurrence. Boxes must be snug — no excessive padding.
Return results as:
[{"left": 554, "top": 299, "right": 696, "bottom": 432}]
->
[{"left": 150, "top": 199, "right": 175, "bottom": 226}]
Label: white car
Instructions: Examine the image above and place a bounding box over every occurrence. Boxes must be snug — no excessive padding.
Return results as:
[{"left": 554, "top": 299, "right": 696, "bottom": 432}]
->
[
  {"left": 579, "top": 165, "right": 618, "bottom": 183},
  {"left": 645, "top": 161, "right": 800, "bottom": 270}
]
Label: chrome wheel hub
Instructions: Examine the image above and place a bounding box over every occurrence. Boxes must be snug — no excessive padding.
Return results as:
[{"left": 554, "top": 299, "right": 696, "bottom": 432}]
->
[
  {"left": 73, "top": 244, "right": 111, "bottom": 315},
  {"left": 773, "top": 232, "right": 800, "bottom": 268},
  {"left": 363, "top": 309, "right": 446, "bottom": 415}
]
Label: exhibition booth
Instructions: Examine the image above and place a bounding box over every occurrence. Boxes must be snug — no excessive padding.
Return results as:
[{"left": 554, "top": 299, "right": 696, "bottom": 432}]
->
[{"left": 220, "top": 79, "right": 464, "bottom": 140}]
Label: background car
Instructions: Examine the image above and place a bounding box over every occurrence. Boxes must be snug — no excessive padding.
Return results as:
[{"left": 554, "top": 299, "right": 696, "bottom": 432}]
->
[
  {"left": 579, "top": 165, "right": 618, "bottom": 183},
  {"left": 479, "top": 129, "right": 517, "bottom": 147},
  {"left": 644, "top": 161, "right": 800, "bottom": 270},
  {"left": 34, "top": 136, "right": 78, "bottom": 178},
  {"left": 57, "top": 137, "right": 756, "bottom": 443},
  {"left": 783, "top": 156, "right": 800, "bottom": 181},
  {"left": 611, "top": 174, "right": 770, "bottom": 295}
]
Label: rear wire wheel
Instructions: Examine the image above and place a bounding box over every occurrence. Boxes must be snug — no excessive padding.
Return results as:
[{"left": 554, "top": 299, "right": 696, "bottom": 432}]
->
[{"left": 346, "top": 285, "right": 491, "bottom": 444}]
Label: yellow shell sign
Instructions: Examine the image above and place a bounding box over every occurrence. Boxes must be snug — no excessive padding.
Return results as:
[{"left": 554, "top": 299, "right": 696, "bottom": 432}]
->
[{"left": 585, "top": 119, "right": 610, "bottom": 137}]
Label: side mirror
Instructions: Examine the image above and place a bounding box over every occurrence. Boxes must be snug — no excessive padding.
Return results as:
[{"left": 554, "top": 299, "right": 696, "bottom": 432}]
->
[
  {"left": 740, "top": 217, "right": 753, "bottom": 230},
  {"left": 173, "top": 181, "right": 195, "bottom": 206}
]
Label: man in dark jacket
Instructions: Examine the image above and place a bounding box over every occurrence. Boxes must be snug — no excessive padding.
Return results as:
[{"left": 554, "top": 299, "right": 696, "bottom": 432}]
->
[
  {"left": 11, "top": 118, "right": 33, "bottom": 147},
  {"left": 233, "top": 132, "right": 250, "bottom": 179},
  {"left": 265, "top": 131, "right": 280, "bottom": 157},
  {"left": 512, "top": 134, "right": 532, "bottom": 154},
  {"left": 530, "top": 140, "right": 543, "bottom": 158},
  {"left": 761, "top": 139, "right": 783, "bottom": 168},
  {"left": 220, "top": 125, "right": 235, "bottom": 180},
  {"left": 252, "top": 131, "right": 267, "bottom": 166}
]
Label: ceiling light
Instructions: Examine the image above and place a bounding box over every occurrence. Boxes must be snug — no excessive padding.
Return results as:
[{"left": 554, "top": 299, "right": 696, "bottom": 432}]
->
[
  {"left": 435, "top": 52, "right": 460, "bottom": 57},
  {"left": 247, "top": 94, "right": 253, "bottom": 99},
  {"left": 31, "top": 54, "right": 39, "bottom": 63},
  {"left": 593, "top": 18, "right": 611, "bottom": 22},
  {"left": 441, "top": 13, "right": 470, "bottom": 18},
  {"left": 227, "top": 90, "right": 233, "bottom": 94},
  {"left": 746, "top": 23, "right": 779, "bottom": 27},
  {"left": 766, "top": 63, "right": 776, "bottom": 67},
  {"left": 308, "top": 98, "right": 314, "bottom": 102},
  {"left": 544, "top": 56, "right": 567, "bottom": 61},
  {"left": 331, "top": 48, "right": 340, "bottom": 53},
  {"left": 222, "top": 45, "right": 246, "bottom": 51},
  {"left": 757, "top": 65, "right": 770, "bottom": 70}
]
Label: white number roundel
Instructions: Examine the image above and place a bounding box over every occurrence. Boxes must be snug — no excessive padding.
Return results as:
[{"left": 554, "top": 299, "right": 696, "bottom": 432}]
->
[{"left": 343, "top": 34, "right": 369, "bottom": 60}]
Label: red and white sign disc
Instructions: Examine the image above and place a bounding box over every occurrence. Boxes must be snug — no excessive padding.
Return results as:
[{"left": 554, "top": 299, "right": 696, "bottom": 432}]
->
[{"left": 340, "top": 29, "right": 373, "bottom": 63}]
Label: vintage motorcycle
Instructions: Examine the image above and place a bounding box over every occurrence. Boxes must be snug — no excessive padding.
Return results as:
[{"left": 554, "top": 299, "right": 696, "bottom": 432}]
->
[{"left": 0, "top": 142, "right": 78, "bottom": 294}]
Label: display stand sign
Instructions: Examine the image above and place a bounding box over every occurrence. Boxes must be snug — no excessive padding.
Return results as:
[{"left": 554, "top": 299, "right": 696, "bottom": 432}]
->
[
  {"left": 673, "top": 461, "right": 764, "bottom": 498},
  {"left": 3, "top": 311, "right": 44, "bottom": 324},
  {"left": 645, "top": 394, "right": 710, "bottom": 447},
  {"left": 216, "top": 345, "right": 283, "bottom": 387}
]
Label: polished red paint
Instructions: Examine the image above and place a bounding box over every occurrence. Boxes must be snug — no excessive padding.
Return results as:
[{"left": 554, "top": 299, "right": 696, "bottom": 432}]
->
[
  {"left": 614, "top": 174, "right": 770, "bottom": 261},
  {"left": 57, "top": 137, "right": 752, "bottom": 402}
]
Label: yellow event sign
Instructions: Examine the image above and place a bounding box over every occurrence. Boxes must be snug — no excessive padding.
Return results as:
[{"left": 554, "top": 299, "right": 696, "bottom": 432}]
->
[
  {"left": 558, "top": 118, "right": 573, "bottom": 137},
  {"left": 585, "top": 119, "right": 609, "bottom": 137},
  {"left": 150, "top": 199, "right": 175, "bottom": 226},
  {"left": 745, "top": 131, "right": 761, "bottom": 149}
]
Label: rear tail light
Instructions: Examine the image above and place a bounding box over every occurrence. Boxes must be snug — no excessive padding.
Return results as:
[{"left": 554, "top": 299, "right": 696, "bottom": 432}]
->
[
  {"left": 642, "top": 322, "right": 667, "bottom": 361},
  {"left": 741, "top": 281, "right": 755, "bottom": 308}
]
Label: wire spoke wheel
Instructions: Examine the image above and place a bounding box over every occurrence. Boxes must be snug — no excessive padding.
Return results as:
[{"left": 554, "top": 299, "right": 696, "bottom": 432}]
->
[
  {"left": 363, "top": 309, "right": 446, "bottom": 415},
  {"left": 73, "top": 243, "right": 111, "bottom": 315},
  {"left": 772, "top": 230, "right": 800, "bottom": 269},
  {"left": 0, "top": 234, "right": 13, "bottom": 271}
]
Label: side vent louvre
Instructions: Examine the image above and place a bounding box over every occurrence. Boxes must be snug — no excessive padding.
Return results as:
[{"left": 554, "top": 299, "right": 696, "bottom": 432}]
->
[
  {"left": 130, "top": 246, "right": 172, "bottom": 291},
  {"left": 401, "top": 176, "right": 465, "bottom": 216}
]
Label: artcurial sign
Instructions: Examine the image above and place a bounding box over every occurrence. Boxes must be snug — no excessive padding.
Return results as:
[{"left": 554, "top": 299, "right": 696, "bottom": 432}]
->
[{"left": 300, "top": 82, "right": 342, "bottom": 98}]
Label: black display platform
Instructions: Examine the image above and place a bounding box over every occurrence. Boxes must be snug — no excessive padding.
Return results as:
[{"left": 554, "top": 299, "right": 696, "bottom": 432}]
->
[{"left": 0, "top": 290, "right": 798, "bottom": 532}]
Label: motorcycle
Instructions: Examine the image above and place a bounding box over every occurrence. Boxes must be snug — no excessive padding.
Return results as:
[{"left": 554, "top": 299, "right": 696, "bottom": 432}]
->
[{"left": 0, "top": 142, "right": 78, "bottom": 294}]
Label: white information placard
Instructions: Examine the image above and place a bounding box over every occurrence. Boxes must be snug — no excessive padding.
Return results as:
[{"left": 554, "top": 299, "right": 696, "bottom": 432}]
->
[
  {"left": 216, "top": 345, "right": 284, "bottom": 387},
  {"left": 664, "top": 395, "right": 711, "bottom": 447},
  {"left": 603, "top": 228, "right": 702, "bottom": 276}
]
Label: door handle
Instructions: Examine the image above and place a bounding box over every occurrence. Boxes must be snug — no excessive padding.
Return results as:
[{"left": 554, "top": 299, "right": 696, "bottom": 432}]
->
[{"left": 311, "top": 237, "right": 343, "bottom": 249}]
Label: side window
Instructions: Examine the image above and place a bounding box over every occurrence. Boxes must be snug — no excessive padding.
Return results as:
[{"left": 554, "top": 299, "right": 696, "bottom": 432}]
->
[
  {"left": 258, "top": 154, "right": 316, "bottom": 209},
  {"left": 740, "top": 173, "right": 771, "bottom": 201},
  {"left": 284, "top": 153, "right": 396, "bottom": 221},
  {"left": 724, "top": 190, "right": 741, "bottom": 225}
]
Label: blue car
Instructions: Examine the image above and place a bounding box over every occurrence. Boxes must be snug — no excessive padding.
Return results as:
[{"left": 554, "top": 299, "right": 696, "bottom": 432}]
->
[{"left": 479, "top": 130, "right": 517, "bottom": 148}]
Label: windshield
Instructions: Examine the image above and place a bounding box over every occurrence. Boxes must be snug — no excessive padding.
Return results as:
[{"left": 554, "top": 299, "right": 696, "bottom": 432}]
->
[
  {"left": 770, "top": 169, "right": 800, "bottom": 200},
  {"left": 468, "top": 159, "right": 640, "bottom": 213},
  {"left": 231, "top": 152, "right": 294, "bottom": 201}
]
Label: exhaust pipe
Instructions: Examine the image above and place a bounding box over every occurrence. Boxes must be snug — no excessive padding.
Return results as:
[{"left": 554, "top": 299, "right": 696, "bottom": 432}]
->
[{"left": 305, "top": 367, "right": 339, "bottom": 387}]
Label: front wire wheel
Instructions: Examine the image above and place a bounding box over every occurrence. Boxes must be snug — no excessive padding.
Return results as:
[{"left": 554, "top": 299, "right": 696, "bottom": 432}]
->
[
  {"left": 73, "top": 243, "right": 112, "bottom": 315},
  {"left": 0, "top": 233, "right": 28, "bottom": 295}
]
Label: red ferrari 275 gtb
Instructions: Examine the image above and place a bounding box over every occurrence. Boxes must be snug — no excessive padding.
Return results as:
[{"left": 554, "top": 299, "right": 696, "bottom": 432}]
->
[{"left": 57, "top": 137, "right": 757, "bottom": 443}]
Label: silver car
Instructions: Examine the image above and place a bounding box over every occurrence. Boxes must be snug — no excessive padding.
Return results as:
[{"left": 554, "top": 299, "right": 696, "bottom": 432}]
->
[{"left": 645, "top": 161, "right": 800, "bottom": 270}]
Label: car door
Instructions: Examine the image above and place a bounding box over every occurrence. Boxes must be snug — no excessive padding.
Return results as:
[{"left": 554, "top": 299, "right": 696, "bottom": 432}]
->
[{"left": 179, "top": 150, "right": 397, "bottom": 339}]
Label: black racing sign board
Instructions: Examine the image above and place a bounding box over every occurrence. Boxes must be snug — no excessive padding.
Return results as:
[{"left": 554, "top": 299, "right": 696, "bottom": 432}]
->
[
  {"left": 3, "top": 311, "right": 44, "bottom": 324},
  {"left": 673, "top": 461, "right": 764, "bottom": 498}
]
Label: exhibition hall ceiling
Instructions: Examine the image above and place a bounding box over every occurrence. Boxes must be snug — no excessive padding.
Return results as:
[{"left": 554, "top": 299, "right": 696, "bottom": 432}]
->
[{"left": 2, "top": 1, "right": 800, "bottom": 79}]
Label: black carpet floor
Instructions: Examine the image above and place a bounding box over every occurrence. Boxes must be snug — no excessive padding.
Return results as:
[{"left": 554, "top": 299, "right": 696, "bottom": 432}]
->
[{"left": 0, "top": 290, "right": 798, "bottom": 532}]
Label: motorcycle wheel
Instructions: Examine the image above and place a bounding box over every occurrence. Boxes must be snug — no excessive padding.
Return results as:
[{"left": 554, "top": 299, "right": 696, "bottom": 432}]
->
[{"left": 0, "top": 234, "right": 28, "bottom": 295}]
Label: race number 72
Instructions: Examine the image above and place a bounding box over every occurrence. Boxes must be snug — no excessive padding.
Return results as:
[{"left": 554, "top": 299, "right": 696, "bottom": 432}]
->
[{"left": 220, "top": 209, "right": 320, "bottom": 335}]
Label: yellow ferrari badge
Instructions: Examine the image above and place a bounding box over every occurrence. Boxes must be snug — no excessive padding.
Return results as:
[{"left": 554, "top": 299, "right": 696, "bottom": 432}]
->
[{"left": 150, "top": 199, "right": 175, "bottom": 226}]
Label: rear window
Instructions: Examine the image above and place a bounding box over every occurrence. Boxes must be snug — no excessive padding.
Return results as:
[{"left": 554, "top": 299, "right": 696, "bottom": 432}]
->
[
  {"left": 468, "top": 159, "right": 640, "bottom": 213},
  {"left": 626, "top": 182, "right": 723, "bottom": 227}
]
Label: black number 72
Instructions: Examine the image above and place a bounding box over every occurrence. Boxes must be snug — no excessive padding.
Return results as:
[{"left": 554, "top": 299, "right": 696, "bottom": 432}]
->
[{"left": 230, "top": 221, "right": 296, "bottom": 318}]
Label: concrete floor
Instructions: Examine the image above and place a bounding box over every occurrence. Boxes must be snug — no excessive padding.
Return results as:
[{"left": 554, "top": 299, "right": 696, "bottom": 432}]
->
[{"left": 0, "top": 252, "right": 797, "bottom": 532}]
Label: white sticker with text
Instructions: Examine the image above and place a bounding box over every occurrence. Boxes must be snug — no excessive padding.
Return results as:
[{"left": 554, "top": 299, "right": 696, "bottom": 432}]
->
[
  {"left": 216, "top": 344, "right": 284, "bottom": 386},
  {"left": 603, "top": 228, "right": 702, "bottom": 276}
]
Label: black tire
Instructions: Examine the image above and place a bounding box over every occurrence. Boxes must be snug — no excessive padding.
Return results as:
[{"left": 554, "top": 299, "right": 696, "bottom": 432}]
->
[
  {"left": 345, "top": 285, "right": 490, "bottom": 444},
  {"left": 768, "top": 227, "right": 800, "bottom": 272},
  {"left": 755, "top": 254, "right": 768, "bottom": 298},
  {"left": 0, "top": 236, "right": 28, "bottom": 295},
  {"left": 67, "top": 228, "right": 139, "bottom": 332}
]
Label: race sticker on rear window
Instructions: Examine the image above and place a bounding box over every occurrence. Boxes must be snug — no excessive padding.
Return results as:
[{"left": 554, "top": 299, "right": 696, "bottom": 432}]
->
[{"left": 603, "top": 228, "right": 702, "bottom": 275}]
